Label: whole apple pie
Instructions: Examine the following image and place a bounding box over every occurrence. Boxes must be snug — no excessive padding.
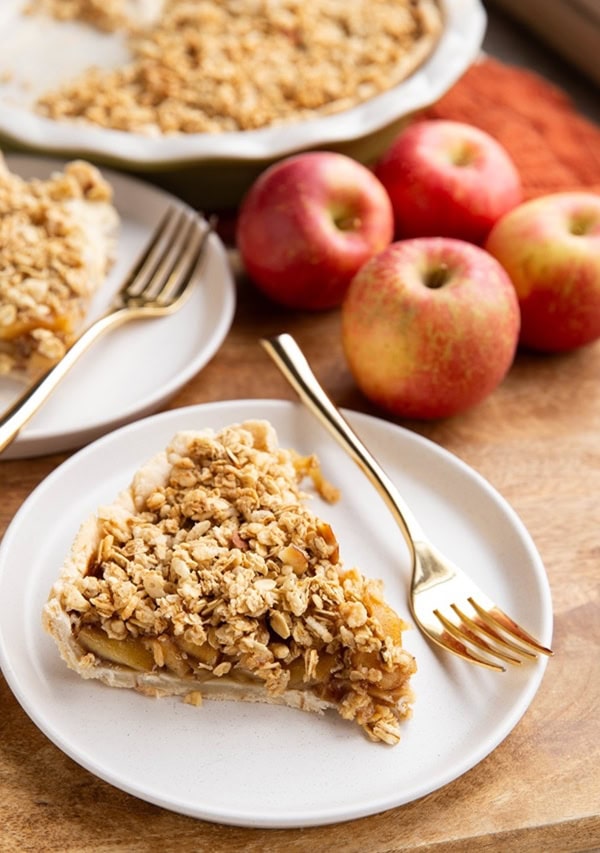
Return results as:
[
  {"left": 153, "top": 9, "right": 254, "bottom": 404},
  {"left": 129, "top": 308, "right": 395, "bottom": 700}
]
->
[
  {"left": 30, "top": 0, "right": 443, "bottom": 134},
  {"left": 43, "top": 420, "right": 417, "bottom": 744},
  {"left": 0, "top": 154, "right": 118, "bottom": 379}
]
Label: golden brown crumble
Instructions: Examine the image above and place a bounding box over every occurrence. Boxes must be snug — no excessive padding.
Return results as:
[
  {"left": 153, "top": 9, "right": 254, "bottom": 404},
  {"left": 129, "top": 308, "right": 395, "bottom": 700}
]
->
[
  {"left": 32, "top": 0, "right": 442, "bottom": 135},
  {"left": 25, "top": 0, "right": 131, "bottom": 32},
  {"left": 0, "top": 154, "right": 117, "bottom": 379},
  {"left": 47, "top": 420, "right": 416, "bottom": 744}
]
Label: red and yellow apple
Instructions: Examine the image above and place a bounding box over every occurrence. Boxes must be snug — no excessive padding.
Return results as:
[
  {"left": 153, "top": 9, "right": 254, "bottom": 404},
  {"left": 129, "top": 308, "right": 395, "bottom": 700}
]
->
[
  {"left": 374, "top": 119, "right": 522, "bottom": 245},
  {"left": 341, "top": 237, "right": 520, "bottom": 419},
  {"left": 235, "top": 151, "right": 394, "bottom": 311},
  {"left": 485, "top": 191, "right": 600, "bottom": 352}
]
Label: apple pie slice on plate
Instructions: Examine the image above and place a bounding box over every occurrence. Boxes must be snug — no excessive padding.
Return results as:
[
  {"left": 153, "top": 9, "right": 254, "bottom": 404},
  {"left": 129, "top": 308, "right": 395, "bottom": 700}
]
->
[
  {"left": 0, "top": 152, "right": 118, "bottom": 380},
  {"left": 43, "top": 419, "right": 416, "bottom": 744}
]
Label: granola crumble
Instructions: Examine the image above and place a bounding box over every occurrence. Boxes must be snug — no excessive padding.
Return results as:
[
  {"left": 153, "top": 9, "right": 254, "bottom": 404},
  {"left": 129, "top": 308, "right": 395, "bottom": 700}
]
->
[
  {"left": 0, "top": 154, "right": 118, "bottom": 378},
  {"left": 32, "top": 0, "right": 442, "bottom": 135},
  {"left": 25, "top": 0, "right": 131, "bottom": 32},
  {"left": 44, "top": 420, "right": 417, "bottom": 744}
]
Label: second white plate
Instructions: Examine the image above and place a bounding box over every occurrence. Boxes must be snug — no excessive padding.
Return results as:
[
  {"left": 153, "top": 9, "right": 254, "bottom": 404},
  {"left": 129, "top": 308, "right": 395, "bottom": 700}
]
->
[
  {"left": 0, "top": 399, "right": 553, "bottom": 828},
  {"left": 0, "top": 154, "right": 236, "bottom": 459}
]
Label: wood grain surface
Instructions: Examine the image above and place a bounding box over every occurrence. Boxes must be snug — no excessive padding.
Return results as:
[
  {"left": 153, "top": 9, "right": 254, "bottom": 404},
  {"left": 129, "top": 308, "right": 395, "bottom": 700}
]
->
[{"left": 1, "top": 255, "right": 599, "bottom": 852}]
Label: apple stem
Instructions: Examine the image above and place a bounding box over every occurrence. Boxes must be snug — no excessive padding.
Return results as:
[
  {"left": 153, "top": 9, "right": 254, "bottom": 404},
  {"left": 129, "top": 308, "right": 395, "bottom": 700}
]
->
[
  {"left": 424, "top": 264, "right": 451, "bottom": 289},
  {"left": 450, "top": 142, "right": 476, "bottom": 167},
  {"left": 570, "top": 213, "right": 594, "bottom": 236},
  {"left": 334, "top": 214, "right": 361, "bottom": 231}
]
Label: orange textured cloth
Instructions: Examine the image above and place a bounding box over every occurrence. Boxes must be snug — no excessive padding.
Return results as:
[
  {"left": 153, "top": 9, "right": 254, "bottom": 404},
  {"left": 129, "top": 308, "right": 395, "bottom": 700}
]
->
[{"left": 424, "top": 56, "right": 600, "bottom": 198}]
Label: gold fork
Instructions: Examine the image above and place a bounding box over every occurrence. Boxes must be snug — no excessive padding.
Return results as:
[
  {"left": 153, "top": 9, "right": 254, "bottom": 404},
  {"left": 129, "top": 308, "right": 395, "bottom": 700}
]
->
[
  {"left": 0, "top": 203, "right": 215, "bottom": 455},
  {"left": 262, "top": 332, "right": 553, "bottom": 672}
]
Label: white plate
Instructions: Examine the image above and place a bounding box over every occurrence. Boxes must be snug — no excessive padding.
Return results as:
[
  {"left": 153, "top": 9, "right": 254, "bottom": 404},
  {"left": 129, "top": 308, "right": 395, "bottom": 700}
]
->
[
  {"left": 0, "top": 400, "right": 553, "bottom": 828},
  {"left": 0, "top": 154, "right": 236, "bottom": 459},
  {"left": 0, "top": 0, "right": 486, "bottom": 165}
]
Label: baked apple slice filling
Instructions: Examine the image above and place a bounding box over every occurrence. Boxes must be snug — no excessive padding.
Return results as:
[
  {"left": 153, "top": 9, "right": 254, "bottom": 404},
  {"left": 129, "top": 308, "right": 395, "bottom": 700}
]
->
[{"left": 43, "top": 420, "right": 416, "bottom": 744}]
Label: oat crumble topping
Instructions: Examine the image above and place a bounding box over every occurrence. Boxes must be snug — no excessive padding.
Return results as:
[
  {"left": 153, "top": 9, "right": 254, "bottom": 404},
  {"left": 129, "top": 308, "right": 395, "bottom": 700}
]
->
[
  {"left": 26, "top": 0, "right": 131, "bottom": 31},
  {"left": 31, "top": 0, "right": 441, "bottom": 135},
  {"left": 0, "top": 154, "right": 117, "bottom": 378},
  {"left": 47, "top": 420, "right": 416, "bottom": 744}
]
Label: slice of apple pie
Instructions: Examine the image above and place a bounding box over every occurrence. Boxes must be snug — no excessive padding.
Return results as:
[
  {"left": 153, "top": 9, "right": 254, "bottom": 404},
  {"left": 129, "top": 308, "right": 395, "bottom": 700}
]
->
[
  {"left": 43, "top": 420, "right": 416, "bottom": 744},
  {"left": 0, "top": 153, "right": 119, "bottom": 379}
]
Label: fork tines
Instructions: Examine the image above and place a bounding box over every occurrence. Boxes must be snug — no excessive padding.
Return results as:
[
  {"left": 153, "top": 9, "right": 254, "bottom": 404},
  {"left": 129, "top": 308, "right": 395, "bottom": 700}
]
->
[
  {"left": 120, "top": 203, "right": 215, "bottom": 305},
  {"left": 433, "top": 598, "right": 553, "bottom": 672}
]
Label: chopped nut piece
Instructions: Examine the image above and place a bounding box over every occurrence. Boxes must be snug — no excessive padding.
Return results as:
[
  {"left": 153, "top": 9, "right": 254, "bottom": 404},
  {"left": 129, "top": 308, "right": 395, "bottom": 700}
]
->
[
  {"left": 269, "top": 610, "right": 291, "bottom": 640},
  {"left": 279, "top": 543, "right": 309, "bottom": 575}
]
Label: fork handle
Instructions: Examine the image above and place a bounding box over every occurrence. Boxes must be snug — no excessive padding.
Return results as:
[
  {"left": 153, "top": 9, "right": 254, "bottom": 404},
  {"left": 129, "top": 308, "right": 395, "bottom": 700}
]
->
[
  {"left": 261, "top": 333, "right": 426, "bottom": 550},
  {"left": 0, "top": 310, "right": 126, "bottom": 454}
]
